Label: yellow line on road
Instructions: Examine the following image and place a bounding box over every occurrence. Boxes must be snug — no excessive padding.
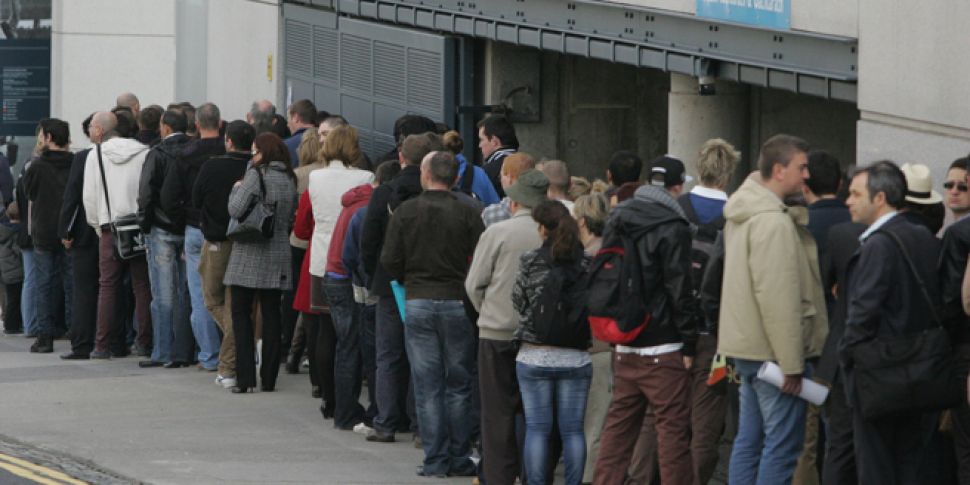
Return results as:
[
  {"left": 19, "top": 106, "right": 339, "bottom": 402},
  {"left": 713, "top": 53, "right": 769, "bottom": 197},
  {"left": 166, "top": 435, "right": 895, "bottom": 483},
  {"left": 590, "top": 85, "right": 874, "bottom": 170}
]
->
[{"left": 0, "top": 453, "right": 89, "bottom": 485}]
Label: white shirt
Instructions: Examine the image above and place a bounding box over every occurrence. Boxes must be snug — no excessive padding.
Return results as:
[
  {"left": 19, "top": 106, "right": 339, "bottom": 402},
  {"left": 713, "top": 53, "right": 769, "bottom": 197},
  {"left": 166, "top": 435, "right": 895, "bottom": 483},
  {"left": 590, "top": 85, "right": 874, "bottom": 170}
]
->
[{"left": 859, "top": 211, "right": 898, "bottom": 242}]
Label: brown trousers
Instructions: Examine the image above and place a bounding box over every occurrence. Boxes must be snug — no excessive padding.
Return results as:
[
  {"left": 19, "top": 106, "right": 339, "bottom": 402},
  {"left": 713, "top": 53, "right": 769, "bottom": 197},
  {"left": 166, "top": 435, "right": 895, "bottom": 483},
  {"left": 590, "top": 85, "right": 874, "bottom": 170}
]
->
[
  {"left": 95, "top": 228, "right": 152, "bottom": 353},
  {"left": 594, "top": 350, "right": 692, "bottom": 485},
  {"left": 626, "top": 335, "right": 726, "bottom": 485},
  {"left": 200, "top": 240, "right": 234, "bottom": 377}
]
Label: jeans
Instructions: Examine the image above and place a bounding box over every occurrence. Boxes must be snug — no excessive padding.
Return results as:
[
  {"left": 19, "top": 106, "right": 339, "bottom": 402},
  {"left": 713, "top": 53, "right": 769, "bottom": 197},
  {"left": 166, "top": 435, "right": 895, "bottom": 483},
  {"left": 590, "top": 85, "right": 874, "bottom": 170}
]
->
[
  {"left": 374, "top": 295, "right": 412, "bottom": 435},
  {"left": 517, "top": 362, "right": 592, "bottom": 485},
  {"left": 324, "top": 275, "right": 364, "bottom": 428},
  {"left": 404, "top": 299, "right": 478, "bottom": 476},
  {"left": 31, "top": 247, "right": 72, "bottom": 339},
  {"left": 729, "top": 359, "right": 810, "bottom": 485},
  {"left": 21, "top": 248, "right": 36, "bottom": 335},
  {"left": 359, "top": 302, "right": 378, "bottom": 423},
  {"left": 146, "top": 227, "right": 191, "bottom": 363},
  {"left": 184, "top": 227, "right": 220, "bottom": 369}
]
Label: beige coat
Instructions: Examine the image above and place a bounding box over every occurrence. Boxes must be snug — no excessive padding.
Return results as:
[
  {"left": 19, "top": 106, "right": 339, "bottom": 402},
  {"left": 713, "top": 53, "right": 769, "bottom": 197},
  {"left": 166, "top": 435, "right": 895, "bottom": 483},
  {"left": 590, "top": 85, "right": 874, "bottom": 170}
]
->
[{"left": 716, "top": 176, "right": 828, "bottom": 375}]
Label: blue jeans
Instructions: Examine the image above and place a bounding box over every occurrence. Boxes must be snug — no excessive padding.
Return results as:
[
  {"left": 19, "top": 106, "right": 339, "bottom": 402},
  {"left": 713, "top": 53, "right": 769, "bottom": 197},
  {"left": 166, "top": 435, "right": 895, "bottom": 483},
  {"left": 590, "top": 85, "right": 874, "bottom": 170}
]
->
[
  {"left": 146, "top": 227, "right": 191, "bottom": 363},
  {"left": 21, "top": 248, "right": 36, "bottom": 335},
  {"left": 404, "top": 299, "right": 478, "bottom": 476},
  {"left": 184, "top": 226, "right": 219, "bottom": 369},
  {"left": 729, "top": 359, "right": 811, "bottom": 485},
  {"left": 359, "top": 302, "right": 378, "bottom": 422},
  {"left": 517, "top": 362, "right": 592, "bottom": 485},
  {"left": 32, "top": 247, "right": 73, "bottom": 339},
  {"left": 324, "top": 275, "right": 365, "bottom": 428}
]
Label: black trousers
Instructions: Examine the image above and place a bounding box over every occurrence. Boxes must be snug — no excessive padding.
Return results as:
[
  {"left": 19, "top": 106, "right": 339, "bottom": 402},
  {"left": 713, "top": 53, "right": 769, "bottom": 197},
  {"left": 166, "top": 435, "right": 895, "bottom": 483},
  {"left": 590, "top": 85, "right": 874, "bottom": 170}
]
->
[
  {"left": 68, "top": 244, "right": 99, "bottom": 355},
  {"left": 280, "top": 246, "right": 305, "bottom": 357},
  {"left": 479, "top": 338, "right": 525, "bottom": 485},
  {"left": 304, "top": 312, "right": 336, "bottom": 408},
  {"left": 3, "top": 281, "right": 22, "bottom": 332},
  {"left": 822, "top": 374, "right": 857, "bottom": 485},
  {"left": 853, "top": 394, "right": 937, "bottom": 485},
  {"left": 231, "top": 286, "right": 282, "bottom": 390}
]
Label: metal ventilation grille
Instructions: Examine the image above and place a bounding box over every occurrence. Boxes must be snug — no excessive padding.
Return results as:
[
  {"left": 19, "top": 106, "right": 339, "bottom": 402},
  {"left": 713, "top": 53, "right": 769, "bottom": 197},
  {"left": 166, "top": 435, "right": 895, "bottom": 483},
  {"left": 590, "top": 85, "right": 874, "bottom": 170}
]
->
[
  {"left": 285, "top": 20, "right": 312, "bottom": 77},
  {"left": 357, "top": 129, "right": 375, "bottom": 157},
  {"left": 313, "top": 27, "right": 339, "bottom": 82},
  {"left": 406, "top": 48, "right": 441, "bottom": 111},
  {"left": 340, "top": 34, "right": 373, "bottom": 95},
  {"left": 373, "top": 41, "right": 406, "bottom": 100},
  {"left": 374, "top": 132, "right": 397, "bottom": 158}
]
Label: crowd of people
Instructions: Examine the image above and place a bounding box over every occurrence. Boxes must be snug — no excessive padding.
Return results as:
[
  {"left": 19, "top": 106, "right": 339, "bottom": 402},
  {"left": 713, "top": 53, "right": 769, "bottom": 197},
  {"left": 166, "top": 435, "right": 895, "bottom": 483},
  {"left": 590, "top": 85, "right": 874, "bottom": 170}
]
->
[{"left": 3, "top": 91, "right": 970, "bottom": 485}]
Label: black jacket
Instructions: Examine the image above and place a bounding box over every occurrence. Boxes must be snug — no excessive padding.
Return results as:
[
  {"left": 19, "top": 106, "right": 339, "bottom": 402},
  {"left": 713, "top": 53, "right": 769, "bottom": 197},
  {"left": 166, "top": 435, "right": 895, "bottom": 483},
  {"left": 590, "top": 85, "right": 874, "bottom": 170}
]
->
[
  {"left": 939, "top": 216, "right": 970, "bottom": 345},
  {"left": 58, "top": 148, "right": 98, "bottom": 248},
  {"left": 23, "top": 149, "right": 74, "bottom": 250},
  {"left": 610, "top": 186, "right": 696, "bottom": 354},
  {"left": 191, "top": 151, "right": 250, "bottom": 242},
  {"left": 815, "top": 221, "right": 865, "bottom": 385},
  {"left": 482, "top": 148, "right": 515, "bottom": 200},
  {"left": 840, "top": 216, "right": 941, "bottom": 369},
  {"left": 361, "top": 165, "right": 422, "bottom": 297},
  {"left": 136, "top": 130, "right": 160, "bottom": 147},
  {"left": 138, "top": 133, "right": 189, "bottom": 234},
  {"left": 160, "top": 137, "right": 225, "bottom": 229},
  {"left": 14, "top": 157, "right": 34, "bottom": 249}
]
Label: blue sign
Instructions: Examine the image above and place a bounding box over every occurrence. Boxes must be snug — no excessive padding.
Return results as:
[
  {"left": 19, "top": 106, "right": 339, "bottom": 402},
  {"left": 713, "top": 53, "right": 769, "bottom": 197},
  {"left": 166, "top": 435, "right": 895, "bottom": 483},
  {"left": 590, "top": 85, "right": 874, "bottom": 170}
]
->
[
  {"left": 0, "top": 40, "right": 51, "bottom": 136},
  {"left": 696, "top": 0, "right": 791, "bottom": 30}
]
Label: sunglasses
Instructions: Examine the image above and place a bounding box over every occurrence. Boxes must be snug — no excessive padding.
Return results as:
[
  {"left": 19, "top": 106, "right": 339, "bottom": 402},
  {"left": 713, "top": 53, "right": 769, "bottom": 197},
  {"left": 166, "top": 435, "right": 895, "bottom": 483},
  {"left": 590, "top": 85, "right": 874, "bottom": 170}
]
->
[{"left": 944, "top": 181, "right": 969, "bottom": 192}]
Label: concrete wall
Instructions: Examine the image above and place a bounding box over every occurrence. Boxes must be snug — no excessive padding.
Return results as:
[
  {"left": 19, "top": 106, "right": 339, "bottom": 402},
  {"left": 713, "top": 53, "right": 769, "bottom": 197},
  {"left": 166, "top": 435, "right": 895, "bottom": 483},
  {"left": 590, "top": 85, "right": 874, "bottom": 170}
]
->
[{"left": 51, "top": 0, "right": 177, "bottom": 147}]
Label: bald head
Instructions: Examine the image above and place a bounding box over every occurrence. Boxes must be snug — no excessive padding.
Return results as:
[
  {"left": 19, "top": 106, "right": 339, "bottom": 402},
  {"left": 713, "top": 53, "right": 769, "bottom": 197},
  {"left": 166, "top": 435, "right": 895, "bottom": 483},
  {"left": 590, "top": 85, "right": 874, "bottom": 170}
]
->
[
  {"left": 90, "top": 112, "right": 118, "bottom": 143},
  {"left": 537, "top": 159, "right": 571, "bottom": 199},
  {"left": 116, "top": 92, "right": 140, "bottom": 115}
]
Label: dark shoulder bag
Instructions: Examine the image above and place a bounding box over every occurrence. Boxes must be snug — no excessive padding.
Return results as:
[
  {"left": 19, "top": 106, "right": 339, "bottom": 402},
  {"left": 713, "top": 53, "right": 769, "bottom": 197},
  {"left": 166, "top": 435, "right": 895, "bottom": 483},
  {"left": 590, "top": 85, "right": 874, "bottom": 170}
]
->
[
  {"left": 226, "top": 167, "right": 276, "bottom": 242},
  {"left": 850, "top": 229, "right": 963, "bottom": 419},
  {"left": 96, "top": 144, "right": 146, "bottom": 259}
]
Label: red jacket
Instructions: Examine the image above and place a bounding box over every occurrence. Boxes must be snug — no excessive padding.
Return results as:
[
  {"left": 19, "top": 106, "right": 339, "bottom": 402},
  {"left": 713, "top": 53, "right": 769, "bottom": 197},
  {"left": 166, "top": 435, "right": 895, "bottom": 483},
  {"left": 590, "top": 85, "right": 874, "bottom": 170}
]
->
[
  {"left": 293, "top": 191, "right": 317, "bottom": 314},
  {"left": 326, "top": 184, "right": 374, "bottom": 275}
]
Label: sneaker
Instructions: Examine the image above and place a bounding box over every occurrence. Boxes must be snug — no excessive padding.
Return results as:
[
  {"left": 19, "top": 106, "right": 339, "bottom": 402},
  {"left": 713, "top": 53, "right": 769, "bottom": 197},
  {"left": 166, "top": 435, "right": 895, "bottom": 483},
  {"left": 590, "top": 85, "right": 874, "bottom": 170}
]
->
[
  {"left": 255, "top": 339, "right": 262, "bottom": 374},
  {"left": 353, "top": 422, "right": 374, "bottom": 435},
  {"left": 365, "top": 430, "right": 395, "bottom": 443},
  {"left": 215, "top": 375, "right": 237, "bottom": 389},
  {"left": 301, "top": 358, "right": 309, "bottom": 369}
]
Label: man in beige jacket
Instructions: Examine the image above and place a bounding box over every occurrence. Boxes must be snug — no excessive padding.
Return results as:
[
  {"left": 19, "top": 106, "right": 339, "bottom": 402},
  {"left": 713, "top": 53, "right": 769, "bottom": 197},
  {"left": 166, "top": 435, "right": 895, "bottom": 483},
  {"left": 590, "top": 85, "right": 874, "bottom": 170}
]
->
[{"left": 717, "top": 134, "right": 828, "bottom": 485}]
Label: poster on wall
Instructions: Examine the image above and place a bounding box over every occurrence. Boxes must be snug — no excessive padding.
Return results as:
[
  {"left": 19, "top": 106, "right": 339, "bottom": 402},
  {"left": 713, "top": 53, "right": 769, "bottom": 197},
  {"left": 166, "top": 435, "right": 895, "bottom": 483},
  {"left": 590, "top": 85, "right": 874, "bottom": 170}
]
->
[
  {"left": 0, "top": 0, "right": 51, "bottom": 137},
  {"left": 696, "top": 0, "right": 790, "bottom": 30}
]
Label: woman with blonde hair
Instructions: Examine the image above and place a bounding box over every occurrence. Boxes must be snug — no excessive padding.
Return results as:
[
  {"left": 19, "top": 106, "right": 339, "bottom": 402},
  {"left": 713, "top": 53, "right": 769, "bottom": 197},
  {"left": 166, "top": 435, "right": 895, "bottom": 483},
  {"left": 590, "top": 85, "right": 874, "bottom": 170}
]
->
[{"left": 682, "top": 138, "right": 740, "bottom": 224}]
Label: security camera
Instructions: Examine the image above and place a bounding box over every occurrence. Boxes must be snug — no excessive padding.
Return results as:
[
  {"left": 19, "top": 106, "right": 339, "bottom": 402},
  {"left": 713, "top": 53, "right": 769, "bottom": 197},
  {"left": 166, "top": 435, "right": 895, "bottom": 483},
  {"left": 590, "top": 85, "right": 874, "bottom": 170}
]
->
[{"left": 698, "top": 75, "right": 716, "bottom": 96}]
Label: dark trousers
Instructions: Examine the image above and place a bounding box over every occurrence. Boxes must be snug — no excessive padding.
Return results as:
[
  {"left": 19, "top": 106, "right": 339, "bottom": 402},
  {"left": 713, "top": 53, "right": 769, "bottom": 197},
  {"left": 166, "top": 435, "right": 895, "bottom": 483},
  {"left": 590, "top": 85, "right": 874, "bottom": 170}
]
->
[
  {"left": 852, "top": 394, "right": 936, "bottom": 485},
  {"left": 952, "top": 346, "right": 970, "bottom": 485},
  {"left": 324, "top": 276, "right": 364, "bottom": 428},
  {"left": 95, "top": 229, "right": 151, "bottom": 354},
  {"left": 68, "top": 244, "right": 99, "bottom": 355},
  {"left": 280, "top": 246, "right": 305, "bottom": 357},
  {"left": 822, "top": 373, "right": 856, "bottom": 485},
  {"left": 373, "top": 295, "right": 412, "bottom": 435},
  {"left": 230, "top": 286, "right": 282, "bottom": 390},
  {"left": 305, "top": 312, "right": 336, "bottom": 407},
  {"left": 3, "top": 281, "right": 22, "bottom": 333},
  {"left": 33, "top": 246, "right": 72, "bottom": 339},
  {"left": 360, "top": 302, "right": 378, "bottom": 423},
  {"left": 479, "top": 338, "right": 524, "bottom": 484}
]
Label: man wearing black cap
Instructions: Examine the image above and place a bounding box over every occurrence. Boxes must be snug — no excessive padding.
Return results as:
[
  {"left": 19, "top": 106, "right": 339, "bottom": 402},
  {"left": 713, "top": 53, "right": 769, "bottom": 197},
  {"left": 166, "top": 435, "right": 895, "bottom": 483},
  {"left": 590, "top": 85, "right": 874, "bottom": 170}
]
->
[{"left": 648, "top": 155, "right": 690, "bottom": 198}]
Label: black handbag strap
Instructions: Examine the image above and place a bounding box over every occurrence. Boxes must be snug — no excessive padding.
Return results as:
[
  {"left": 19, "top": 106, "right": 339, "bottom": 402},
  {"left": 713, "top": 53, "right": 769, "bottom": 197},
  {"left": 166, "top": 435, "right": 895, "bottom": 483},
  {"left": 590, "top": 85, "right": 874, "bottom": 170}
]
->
[
  {"left": 876, "top": 228, "right": 942, "bottom": 327},
  {"left": 238, "top": 166, "right": 268, "bottom": 221},
  {"left": 95, "top": 144, "right": 113, "bottom": 221}
]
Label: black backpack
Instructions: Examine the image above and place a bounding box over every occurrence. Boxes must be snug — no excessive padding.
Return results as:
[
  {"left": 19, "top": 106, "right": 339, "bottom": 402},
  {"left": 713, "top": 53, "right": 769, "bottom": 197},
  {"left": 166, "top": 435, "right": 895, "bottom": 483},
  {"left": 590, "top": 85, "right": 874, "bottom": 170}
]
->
[
  {"left": 586, "top": 220, "right": 651, "bottom": 344},
  {"left": 532, "top": 248, "right": 590, "bottom": 349},
  {"left": 677, "top": 194, "right": 724, "bottom": 332}
]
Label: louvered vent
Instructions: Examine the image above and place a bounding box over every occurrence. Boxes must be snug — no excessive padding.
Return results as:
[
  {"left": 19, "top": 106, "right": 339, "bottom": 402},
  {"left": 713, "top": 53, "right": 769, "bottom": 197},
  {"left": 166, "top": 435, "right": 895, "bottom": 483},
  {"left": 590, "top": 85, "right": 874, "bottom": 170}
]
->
[
  {"left": 373, "top": 42, "right": 406, "bottom": 100},
  {"left": 406, "top": 48, "right": 441, "bottom": 112},
  {"left": 313, "top": 27, "right": 339, "bottom": 82},
  {"left": 340, "top": 34, "right": 372, "bottom": 95},
  {"left": 285, "top": 20, "right": 312, "bottom": 77},
  {"left": 374, "top": 132, "right": 397, "bottom": 159},
  {"left": 357, "top": 129, "right": 375, "bottom": 158}
]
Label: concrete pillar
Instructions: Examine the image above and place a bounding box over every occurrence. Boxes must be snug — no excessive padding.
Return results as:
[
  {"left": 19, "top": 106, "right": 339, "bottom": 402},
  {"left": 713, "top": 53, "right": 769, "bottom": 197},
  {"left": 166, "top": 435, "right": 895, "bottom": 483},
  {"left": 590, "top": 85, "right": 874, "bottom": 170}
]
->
[{"left": 667, "top": 73, "right": 749, "bottom": 181}]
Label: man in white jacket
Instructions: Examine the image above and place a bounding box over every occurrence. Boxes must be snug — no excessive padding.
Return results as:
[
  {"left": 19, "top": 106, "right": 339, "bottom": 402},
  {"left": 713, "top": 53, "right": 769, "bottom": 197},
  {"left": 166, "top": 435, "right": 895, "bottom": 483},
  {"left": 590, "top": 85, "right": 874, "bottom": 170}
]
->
[{"left": 82, "top": 111, "right": 153, "bottom": 359}]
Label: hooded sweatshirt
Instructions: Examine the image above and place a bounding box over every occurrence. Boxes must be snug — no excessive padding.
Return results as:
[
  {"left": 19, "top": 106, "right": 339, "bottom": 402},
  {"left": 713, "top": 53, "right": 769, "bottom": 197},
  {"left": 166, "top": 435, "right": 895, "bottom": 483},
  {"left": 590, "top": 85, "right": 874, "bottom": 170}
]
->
[
  {"left": 716, "top": 175, "right": 828, "bottom": 375},
  {"left": 23, "top": 149, "right": 74, "bottom": 250},
  {"left": 326, "top": 183, "right": 374, "bottom": 276},
  {"left": 82, "top": 137, "right": 150, "bottom": 231}
]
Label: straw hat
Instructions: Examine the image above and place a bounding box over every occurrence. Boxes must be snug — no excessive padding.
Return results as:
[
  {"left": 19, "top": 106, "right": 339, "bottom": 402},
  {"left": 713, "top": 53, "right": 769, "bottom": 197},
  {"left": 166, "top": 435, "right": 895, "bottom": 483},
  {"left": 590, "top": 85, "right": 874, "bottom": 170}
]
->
[{"left": 901, "top": 163, "right": 943, "bottom": 205}]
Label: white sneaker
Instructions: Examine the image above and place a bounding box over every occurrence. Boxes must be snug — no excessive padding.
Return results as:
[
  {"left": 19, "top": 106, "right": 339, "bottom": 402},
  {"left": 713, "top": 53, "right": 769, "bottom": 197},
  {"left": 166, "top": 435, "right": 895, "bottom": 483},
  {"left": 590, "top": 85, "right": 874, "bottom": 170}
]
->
[
  {"left": 215, "top": 375, "right": 237, "bottom": 389},
  {"left": 353, "top": 422, "right": 374, "bottom": 435},
  {"left": 301, "top": 358, "right": 309, "bottom": 369},
  {"left": 255, "top": 339, "right": 262, "bottom": 374}
]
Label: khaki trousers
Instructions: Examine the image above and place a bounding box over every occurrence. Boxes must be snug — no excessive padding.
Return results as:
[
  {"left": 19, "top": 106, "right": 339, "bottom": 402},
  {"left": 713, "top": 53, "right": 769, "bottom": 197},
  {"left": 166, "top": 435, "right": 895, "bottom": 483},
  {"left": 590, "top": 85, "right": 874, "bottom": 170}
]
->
[{"left": 200, "top": 240, "right": 234, "bottom": 377}]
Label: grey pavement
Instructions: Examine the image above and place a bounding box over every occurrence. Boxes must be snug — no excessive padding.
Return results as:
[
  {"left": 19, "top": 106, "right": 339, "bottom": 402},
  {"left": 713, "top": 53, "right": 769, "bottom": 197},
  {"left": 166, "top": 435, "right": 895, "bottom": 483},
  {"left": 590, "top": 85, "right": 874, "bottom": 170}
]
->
[{"left": 0, "top": 333, "right": 474, "bottom": 485}]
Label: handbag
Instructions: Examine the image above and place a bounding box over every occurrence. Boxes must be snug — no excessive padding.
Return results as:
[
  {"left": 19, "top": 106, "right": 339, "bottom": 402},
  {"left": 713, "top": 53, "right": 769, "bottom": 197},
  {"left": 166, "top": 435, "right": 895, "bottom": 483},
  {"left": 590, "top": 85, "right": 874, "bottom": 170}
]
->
[
  {"left": 226, "top": 167, "right": 276, "bottom": 243},
  {"left": 96, "top": 144, "right": 146, "bottom": 259},
  {"left": 850, "top": 229, "right": 963, "bottom": 419}
]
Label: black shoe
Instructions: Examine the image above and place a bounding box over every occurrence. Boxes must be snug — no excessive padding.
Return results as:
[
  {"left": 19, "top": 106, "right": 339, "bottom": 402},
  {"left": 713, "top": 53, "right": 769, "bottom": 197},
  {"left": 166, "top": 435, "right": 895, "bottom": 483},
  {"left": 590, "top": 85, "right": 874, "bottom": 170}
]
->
[
  {"left": 138, "top": 360, "right": 165, "bottom": 368},
  {"left": 365, "top": 430, "right": 395, "bottom": 443},
  {"left": 89, "top": 350, "right": 111, "bottom": 360},
  {"left": 415, "top": 465, "right": 447, "bottom": 478},
  {"left": 30, "top": 336, "right": 54, "bottom": 353},
  {"left": 311, "top": 386, "right": 321, "bottom": 398},
  {"left": 231, "top": 386, "right": 254, "bottom": 394},
  {"left": 284, "top": 354, "right": 300, "bottom": 374},
  {"left": 60, "top": 351, "right": 89, "bottom": 360},
  {"left": 320, "top": 403, "right": 335, "bottom": 419},
  {"left": 164, "top": 361, "right": 190, "bottom": 369},
  {"left": 261, "top": 386, "right": 275, "bottom": 392},
  {"left": 132, "top": 345, "right": 151, "bottom": 357}
]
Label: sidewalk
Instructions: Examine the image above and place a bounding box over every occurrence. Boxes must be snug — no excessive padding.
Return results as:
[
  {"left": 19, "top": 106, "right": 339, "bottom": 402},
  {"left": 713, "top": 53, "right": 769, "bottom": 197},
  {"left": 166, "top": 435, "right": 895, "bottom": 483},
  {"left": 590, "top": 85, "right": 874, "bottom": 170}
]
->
[{"left": 0, "top": 333, "right": 473, "bottom": 485}]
